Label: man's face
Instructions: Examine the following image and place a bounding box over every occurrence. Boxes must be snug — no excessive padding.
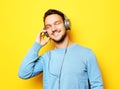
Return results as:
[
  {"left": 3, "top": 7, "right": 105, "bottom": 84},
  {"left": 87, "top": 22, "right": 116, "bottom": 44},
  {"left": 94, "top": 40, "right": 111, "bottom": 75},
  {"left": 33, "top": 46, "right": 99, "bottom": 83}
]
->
[{"left": 44, "top": 14, "right": 67, "bottom": 43}]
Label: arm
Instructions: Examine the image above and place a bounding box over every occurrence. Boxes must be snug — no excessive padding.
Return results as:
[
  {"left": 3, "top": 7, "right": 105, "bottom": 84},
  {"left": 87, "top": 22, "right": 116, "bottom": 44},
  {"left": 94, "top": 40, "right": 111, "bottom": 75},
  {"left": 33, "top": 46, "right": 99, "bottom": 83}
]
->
[
  {"left": 18, "top": 29, "right": 50, "bottom": 79},
  {"left": 18, "top": 42, "right": 44, "bottom": 79},
  {"left": 86, "top": 49, "right": 104, "bottom": 89}
]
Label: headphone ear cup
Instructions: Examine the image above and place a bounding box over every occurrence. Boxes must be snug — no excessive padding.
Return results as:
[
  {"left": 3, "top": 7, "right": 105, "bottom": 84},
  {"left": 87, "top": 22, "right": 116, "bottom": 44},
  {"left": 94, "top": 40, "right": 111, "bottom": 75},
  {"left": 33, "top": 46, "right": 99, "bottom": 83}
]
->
[
  {"left": 64, "top": 19, "right": 70, "bottom": 30},
  {"left": 44, "top": 32, "right": 49, "bottom": 37}
]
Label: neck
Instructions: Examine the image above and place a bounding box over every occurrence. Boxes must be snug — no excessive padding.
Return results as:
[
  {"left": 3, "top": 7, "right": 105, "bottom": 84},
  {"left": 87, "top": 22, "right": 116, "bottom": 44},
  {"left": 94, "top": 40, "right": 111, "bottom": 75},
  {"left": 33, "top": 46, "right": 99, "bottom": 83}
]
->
[{"left": 55, "top": 35, "right": 73, "bottom": 49}]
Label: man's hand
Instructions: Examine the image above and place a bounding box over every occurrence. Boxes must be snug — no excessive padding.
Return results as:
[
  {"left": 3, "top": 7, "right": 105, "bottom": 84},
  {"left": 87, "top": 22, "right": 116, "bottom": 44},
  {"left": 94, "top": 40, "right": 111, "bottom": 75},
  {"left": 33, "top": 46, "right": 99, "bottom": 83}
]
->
[{"left": 36, "top": 29, "right": 50, "bottom": 46}]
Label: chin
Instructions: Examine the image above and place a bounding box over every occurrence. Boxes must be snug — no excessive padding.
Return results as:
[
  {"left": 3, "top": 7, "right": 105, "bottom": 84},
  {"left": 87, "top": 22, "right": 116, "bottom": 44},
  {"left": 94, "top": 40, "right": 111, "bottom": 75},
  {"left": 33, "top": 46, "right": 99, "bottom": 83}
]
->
[
  {"left": 53, "top": 35, "right": 66, "bottom": 43},
  {"left": 51, "top": 31, "right": 67, "bottom": 43}
]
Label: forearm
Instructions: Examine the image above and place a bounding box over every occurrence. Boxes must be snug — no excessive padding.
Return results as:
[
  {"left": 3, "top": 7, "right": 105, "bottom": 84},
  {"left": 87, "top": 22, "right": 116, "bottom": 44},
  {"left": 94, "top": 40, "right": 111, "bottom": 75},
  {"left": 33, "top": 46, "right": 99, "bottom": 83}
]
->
[
  {"left": 18, "top": 42, "right": 42, "bottom": 79},
  {"left": 89, "top": 74, "right": 103, "bottom": 89},
  {"left": 89, "top": 60, "right": 103, "bottom": 89},
  {"left": 87, "top": 49, "right": 104, "bottom": 89}
]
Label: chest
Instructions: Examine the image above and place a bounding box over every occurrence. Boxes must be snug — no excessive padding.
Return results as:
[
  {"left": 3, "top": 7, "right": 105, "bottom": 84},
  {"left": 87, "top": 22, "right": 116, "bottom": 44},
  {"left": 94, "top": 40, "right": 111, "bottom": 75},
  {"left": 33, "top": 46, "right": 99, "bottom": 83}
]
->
[{"left": 48, "top": 52, "right": 87, "bottom": 77}]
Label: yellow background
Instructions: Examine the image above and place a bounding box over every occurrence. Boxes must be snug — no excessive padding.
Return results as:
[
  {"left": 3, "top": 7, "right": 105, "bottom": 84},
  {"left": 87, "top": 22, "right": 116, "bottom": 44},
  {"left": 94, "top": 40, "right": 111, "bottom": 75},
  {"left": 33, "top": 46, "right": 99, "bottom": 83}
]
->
[{"left": 0, "top": 0, "right": 120, "bottom": 89}]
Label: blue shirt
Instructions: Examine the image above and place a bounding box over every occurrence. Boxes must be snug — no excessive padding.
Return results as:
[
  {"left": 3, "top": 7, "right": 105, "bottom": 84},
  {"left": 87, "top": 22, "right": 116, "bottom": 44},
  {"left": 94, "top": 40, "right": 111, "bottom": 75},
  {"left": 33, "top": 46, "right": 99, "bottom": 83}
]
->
[{"left": 18, "top": 42, "right": 103, "bottom": 89}]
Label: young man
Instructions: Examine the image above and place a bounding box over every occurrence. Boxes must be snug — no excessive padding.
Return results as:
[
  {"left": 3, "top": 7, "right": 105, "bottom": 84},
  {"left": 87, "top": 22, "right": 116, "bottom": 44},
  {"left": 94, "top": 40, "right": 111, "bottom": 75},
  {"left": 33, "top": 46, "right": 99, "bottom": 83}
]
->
[{"left": 18, "top": 9, "right": 103, "bottom": 89}]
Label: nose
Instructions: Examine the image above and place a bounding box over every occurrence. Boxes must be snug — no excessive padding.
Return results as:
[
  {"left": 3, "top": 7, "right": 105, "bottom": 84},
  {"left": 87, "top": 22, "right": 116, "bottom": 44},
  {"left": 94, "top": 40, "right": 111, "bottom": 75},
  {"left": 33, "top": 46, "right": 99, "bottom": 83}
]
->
[{"left": 51, "top": 25, "right": 56, "bottom": 32}]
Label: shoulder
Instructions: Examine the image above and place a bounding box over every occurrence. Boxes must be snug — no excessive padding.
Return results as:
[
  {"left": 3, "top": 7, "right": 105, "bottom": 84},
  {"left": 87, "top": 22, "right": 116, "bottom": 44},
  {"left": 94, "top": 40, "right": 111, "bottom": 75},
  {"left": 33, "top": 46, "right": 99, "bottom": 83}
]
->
[
  {"left": 74, "top": 43, "right": 93, "bottom": 52},
  {"left": 73, "top": 43, "right": 95, "bottom": 56},
  {"left": 75, "top": 44, "right": 97, "bottom": 63}
]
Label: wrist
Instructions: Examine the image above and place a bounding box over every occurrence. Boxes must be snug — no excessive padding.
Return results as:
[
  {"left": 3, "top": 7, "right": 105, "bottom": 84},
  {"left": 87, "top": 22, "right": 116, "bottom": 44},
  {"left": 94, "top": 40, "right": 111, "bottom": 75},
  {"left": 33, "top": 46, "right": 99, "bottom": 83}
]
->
[{"left": 33, "top": 42, "right": 43, "bottom": 52}]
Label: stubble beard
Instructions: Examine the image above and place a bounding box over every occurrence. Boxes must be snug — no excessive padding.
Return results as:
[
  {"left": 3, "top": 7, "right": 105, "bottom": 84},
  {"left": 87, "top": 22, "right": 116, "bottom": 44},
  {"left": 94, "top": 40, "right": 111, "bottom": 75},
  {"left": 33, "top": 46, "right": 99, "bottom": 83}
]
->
[{"left": 52, "top": 31, "right": 67, "bottom": 44}]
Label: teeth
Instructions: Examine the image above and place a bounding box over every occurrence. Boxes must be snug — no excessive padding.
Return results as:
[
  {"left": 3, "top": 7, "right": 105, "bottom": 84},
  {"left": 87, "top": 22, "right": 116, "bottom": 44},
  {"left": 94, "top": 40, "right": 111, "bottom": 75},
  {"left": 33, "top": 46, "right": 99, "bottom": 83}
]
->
[{"left": 54, "top": 32, "right": 59, "bottom": 36}]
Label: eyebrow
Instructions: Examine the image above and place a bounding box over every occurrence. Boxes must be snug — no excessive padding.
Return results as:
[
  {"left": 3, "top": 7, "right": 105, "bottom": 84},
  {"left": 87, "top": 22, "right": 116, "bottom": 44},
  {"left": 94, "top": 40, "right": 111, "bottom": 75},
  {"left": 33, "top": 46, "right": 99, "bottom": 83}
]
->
[{"left": 45, "top": 20, "right": 62, "bottom": 27}]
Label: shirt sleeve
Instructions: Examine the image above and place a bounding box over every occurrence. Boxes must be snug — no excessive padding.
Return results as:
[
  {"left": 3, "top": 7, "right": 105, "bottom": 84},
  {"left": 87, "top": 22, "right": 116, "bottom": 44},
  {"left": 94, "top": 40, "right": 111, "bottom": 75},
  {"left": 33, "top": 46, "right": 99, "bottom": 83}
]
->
[
  {"left": 86, "top": 49, "right": 104, "bottom": 89},
  {"left": 18, "top": 42, "right": 44, "bottom": 79}
]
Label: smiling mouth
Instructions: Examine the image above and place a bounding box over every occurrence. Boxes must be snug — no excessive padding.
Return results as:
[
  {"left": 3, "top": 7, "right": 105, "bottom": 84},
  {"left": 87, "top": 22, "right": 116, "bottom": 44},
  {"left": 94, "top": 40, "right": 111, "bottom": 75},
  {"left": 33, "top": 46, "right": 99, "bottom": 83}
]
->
[{"left": 52, "top": 31, "right": 61, "bottom": 37}]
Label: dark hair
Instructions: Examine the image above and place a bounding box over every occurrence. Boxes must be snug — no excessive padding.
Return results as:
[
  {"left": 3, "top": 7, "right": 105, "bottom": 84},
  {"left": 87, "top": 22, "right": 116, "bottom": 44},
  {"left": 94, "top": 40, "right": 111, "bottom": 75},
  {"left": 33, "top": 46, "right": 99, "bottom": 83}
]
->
[{"left": 43, "top": 9, "right": 65, "bottom": 23}]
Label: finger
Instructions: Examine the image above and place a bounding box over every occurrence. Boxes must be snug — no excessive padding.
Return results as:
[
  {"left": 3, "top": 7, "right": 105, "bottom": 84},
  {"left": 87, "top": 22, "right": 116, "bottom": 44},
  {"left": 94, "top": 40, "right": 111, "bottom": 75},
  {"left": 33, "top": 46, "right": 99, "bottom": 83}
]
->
[
  {"left": 40, "top": 28, "right": 47, "bottom": 32},
  {"left": 36, "top": 32, "right": 40, "bottom": 40},
  {"left": 39, "top": 29, "right": 47, "bottom": 37}
]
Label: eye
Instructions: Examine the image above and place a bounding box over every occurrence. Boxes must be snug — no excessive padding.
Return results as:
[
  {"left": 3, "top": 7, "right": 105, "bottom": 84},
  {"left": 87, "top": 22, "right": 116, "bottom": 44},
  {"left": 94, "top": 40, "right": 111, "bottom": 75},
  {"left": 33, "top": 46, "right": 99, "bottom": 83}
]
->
[
  {"left": 45, "top": 25, "right": 51, "bottom": 30},
  {"left": 55, "top": 21, "right": 61, "bottom": 25}
]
